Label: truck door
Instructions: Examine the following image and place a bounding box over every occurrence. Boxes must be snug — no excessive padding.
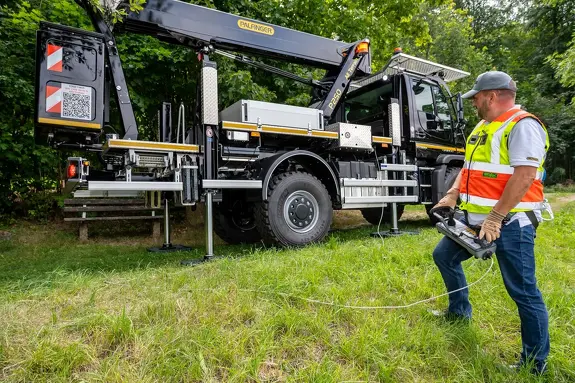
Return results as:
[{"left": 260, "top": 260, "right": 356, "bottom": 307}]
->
[{"left": 407, "top": 76, "right": 456, "bottom": 145}]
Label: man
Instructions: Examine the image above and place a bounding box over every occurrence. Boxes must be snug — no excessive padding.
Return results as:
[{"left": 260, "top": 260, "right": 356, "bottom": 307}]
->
[{"left": 431, "top": 71, "right": 550, "bottom": 375}]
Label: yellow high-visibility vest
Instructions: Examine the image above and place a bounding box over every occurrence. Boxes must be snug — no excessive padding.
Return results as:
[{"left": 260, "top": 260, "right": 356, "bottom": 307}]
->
[{"left": 460, "top": 108, "right": 549, "bottom": 214}]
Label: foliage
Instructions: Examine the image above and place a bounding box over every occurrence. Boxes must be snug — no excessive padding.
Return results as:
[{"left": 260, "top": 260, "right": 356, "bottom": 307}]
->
[
  {"left": 0, "top": 2, "right": 77, "bottom": 216},
  {"left": 545, "top": 182, "right": 575, "bottom": 194},
  {"left": 549, "top": 35, "right": 575, "bottom": 90},
  {"left": 1, "top": 0, "right": 575, "bottom": 216},
  {"left": 89, "top": 0, "right": 145, "bottom": 24},
  {"left": 455, "top": 0, "right": 575, "bottom": 179},
  {"left": 16, "top": 191, "right": 61, "bottom": 222},
  {"left": 548, "top": 167, "right": 567, "bottom": 185},
  {"left": 410, "top": 2, "right": 491, "bottom": 126}
]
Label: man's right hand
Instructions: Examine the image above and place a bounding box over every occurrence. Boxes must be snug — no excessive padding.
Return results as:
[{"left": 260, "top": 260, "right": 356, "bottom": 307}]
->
[{"left": 432, "top": 188, "right": 460, "bottom": 210}]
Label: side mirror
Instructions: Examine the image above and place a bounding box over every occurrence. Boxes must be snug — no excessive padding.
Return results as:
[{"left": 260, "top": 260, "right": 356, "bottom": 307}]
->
[
  {"left": 456, "top": 92, "right": 464, "bottom": 122},
  {"left": 412, "top": 79, "right": 425, "bottom": 95}
]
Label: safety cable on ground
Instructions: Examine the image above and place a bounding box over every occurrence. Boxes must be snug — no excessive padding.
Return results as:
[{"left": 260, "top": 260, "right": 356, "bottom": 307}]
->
[{"left": 187, "top": 257, "right": 494, "bottom": 310}]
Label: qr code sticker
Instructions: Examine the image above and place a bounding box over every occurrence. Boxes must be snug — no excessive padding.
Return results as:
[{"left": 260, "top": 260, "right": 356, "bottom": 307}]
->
[{"left": 61, "top": 83, "right": 92, "bottom": 120}]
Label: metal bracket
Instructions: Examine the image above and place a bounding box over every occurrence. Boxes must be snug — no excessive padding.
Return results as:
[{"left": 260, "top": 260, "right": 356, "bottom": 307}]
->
[{"left": 76, "top": 0, "right": 139, "bottom": 140}]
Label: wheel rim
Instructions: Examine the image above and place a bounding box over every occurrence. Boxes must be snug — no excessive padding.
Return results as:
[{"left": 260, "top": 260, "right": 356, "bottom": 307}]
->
[{"left": 283, "top": 190, "right": 319, "bottom": 234}]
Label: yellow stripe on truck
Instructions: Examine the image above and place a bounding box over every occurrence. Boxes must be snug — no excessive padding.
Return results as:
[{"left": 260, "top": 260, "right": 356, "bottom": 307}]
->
[
  {"left": 38, "top": 117, "right": 101, "bottom": 130},
  {"left": 105, "top": 139, "right": 200, "bottom": 153},
  {"left": 221, "top": 121, "right": 338, "bottom": 139},
  {"left": 416, "top": 143, "right": 465, "bottom": 153},
  {"left": 372, "top": 136, "right": 392, "bottom": 143},
  {"left": 222, "top": 121, "right": 257, "bottom": 131}
]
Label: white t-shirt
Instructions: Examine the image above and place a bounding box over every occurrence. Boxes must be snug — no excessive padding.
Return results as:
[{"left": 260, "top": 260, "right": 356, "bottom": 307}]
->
[{"left": 466, "top": 113, "right": 547, "bottom": 227}]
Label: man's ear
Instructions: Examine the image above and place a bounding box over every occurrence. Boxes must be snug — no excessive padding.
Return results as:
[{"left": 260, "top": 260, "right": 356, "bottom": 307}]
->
[{"left": 489, "top": 91, "right": 497, "bottom": 103}]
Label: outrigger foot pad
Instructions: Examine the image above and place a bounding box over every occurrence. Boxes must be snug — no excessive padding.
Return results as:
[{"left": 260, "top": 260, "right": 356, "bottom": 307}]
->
[
  {"left": 148, "top": 244, "right": 192, "bottom": 253},
  {"left": 180, "top": 255, "right": 221, "bottom": 266}
]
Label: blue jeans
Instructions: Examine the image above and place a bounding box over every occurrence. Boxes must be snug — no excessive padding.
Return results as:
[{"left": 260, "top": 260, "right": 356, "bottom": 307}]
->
[{"left": 432, "top": 219, "right": 550, "bottom": 364}]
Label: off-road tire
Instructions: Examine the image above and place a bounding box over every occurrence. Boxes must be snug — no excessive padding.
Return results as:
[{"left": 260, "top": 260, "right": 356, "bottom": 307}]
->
[
  {"left": 213, "top": 196, "right": 261, "bottom": 245},
  {"left": 426, "top": 166, "right": 461, "bottom": 224},
  {"left": 256, "top": 171, "right": 332, "bottom": 247},
  {"left": 361, "top": 205, "right": 405, "bottom": 226}
]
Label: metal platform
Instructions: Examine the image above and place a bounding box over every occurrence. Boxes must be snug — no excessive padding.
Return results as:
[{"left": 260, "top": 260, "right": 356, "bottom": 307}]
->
[
  {"left": 88, "top": 181, "right": 183, "bottom": 191},
  {"left": 202, "top": 179, "right": 262, "bottom": 189},
  {"left": 222, "top": 121, "right": 395, "bottom": 147},
  {"left": 353, "top": 52, "right": 470, "bottom": 89}
]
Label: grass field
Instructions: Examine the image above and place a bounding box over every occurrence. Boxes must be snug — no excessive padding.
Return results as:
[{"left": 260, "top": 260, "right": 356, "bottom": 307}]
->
[{"left": 0, "top": 194, "right": 573, "bottom": 382}]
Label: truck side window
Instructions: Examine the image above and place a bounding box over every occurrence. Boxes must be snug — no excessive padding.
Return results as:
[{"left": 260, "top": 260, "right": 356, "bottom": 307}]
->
[
  {"left": 413, "top": 82, "right": 434, "bottom": 115},
  {"left": 432, "top": 85, "right": 453, "bottom": 130},
  {"left": 345, "top": 83, "right": 393, "bottom": 122}
]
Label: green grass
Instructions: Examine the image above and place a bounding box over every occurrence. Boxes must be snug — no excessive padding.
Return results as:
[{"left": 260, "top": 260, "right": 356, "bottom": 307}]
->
[
  {"left": 544, "top": 183, "right": 575, "bottom": 193},
  {"left": 0, "top": 198, "right": 573, "bottom": 382}
]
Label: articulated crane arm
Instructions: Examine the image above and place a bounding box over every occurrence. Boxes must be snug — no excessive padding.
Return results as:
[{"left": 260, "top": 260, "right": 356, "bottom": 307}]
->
[
  {"left": 119, "top": 0, "right": 371, "bottom": 74},
  {"left": 78, "top": 0, "right": 372, "bottom": 138}
]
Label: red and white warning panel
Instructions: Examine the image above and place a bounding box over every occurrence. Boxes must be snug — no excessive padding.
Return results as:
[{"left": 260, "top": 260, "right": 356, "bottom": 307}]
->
[
  {"left": 45, "top": 82, "right": 94, "bottom": 120},
  {"left": 46, "top": 84, "right": 62, "bottom": 114},
  {"left": 46, "top": 44, "right": 63, "bottom": 72},
  {"left": 35, "top": 22, "right": 105, "bottom": 146}
]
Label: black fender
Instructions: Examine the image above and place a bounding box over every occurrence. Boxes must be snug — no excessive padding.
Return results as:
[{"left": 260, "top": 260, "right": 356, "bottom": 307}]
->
[
  {"left": 431, "top": 154, "right": 465, "bottom": 204},
  {"left": 258, "top": 150, "right": 340, "bottom": 202},
  {"left": 436, "top": 154, "right": 465, "bottom": 165}
]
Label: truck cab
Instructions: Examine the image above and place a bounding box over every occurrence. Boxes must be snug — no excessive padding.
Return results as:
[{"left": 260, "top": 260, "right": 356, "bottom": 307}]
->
[
  {"left": 325, "top": 51, "right": 468, "bottom": 225},
  {"left": 341, "top": 50, "right": 466, "bottom": 151}
]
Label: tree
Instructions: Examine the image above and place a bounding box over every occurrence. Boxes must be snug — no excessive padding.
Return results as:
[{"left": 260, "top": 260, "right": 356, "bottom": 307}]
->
[
  {"left": 0, "top": 1, "right": 93, "bottom": 214},
  {"left": 410, "top": 2, "right": 492, "bottom": 127},
  {"left": 518, "top": 0, "right": 575, "bottom": 180},
  {"left": 455, "top": 0, "right": 575, "bottom": 180},
  {"left": 552, "top": 35, "right": 575, "bottom": 91}
]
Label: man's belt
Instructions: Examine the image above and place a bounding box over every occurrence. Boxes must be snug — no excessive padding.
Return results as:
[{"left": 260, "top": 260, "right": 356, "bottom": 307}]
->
[{"left": 464, "top": 210, "right": 539, "bottom": 231}]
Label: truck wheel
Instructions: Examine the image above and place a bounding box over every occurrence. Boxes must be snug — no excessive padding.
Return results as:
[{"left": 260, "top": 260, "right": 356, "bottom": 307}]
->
[
  {"left": 256, "top": 171, "right": 332, "bottom": 247},
  {"left": 213, "top": 196, "right": 261, "bottom": 244},
  {"left": 361, "top": 205, "right": 405, "bottom": 226},
  {"left": 426, "top": 166, "right": 461, "bottom": 224}
]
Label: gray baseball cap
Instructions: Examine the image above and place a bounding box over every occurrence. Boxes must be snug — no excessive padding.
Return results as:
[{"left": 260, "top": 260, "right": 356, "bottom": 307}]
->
[{"left": 462, "top": 71, "right": 517, "bottom": 99}]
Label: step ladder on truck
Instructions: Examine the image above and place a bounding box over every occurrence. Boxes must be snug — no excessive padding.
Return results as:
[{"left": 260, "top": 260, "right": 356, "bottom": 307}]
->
[{"left": 34, "top": 0, "right": 470, "bottom": 261}]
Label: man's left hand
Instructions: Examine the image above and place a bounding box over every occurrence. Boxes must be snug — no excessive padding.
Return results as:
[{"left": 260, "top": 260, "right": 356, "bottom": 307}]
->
[{"left": 479, "top": 209, "right": 506, "bottom": 242}]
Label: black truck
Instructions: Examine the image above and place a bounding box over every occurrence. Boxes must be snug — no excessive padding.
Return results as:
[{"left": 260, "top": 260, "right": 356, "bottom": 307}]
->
[{"left": 34, "top": 0, "right": 469, "bottom": 258}]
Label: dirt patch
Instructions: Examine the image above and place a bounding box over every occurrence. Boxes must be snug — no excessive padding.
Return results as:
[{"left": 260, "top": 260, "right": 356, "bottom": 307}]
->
[
  {"left": 331, "top": 210, "right": 369, "bottom": 230},
  {"left": 258, "top": 360, "right": 285, "bottom": 382},
  {"left": 556, "top": 194, "right": 575, "bottom": 204},
  {"left": 547, "top": 193, "right": 575, "bottom": 211}
]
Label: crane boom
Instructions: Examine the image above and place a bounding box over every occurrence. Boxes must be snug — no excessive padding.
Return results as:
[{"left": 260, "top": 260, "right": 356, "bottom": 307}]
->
[{"left": 120, "top": 0, "right": 371, "bottom": 76}]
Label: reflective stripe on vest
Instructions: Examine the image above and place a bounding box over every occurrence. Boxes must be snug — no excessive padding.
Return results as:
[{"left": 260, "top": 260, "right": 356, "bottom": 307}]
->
[
  {"left": 463, "top": 161, "right": 545, "bottom": 180},
  {"left": 459, "top": 107, "right": 549, "bottom": 214},
  {"left": 460, "top": 194, "right": 545, "bottom": 210}
]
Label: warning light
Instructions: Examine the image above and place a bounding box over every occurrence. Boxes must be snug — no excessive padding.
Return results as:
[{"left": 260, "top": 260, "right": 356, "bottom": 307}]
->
[
  {"left": 250, "top": 132, "right": 260, "bottom": 137},
  {"left": 393, "top": 47, "right": 403, "bottom": 54},
  {"left": 83, "top": 161, "right": 90, "bottom": 167},
  {"left": 67, "top": 163, "right": 77, "bottom": 179},
  {"left": 356, "top": 41, "right": 369, "bottom": 55}
]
